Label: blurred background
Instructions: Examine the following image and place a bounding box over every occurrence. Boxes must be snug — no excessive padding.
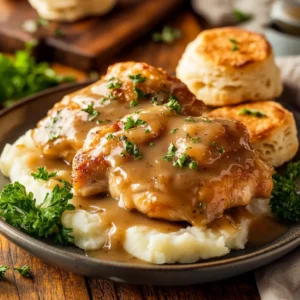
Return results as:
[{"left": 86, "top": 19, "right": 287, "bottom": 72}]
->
[{"left": 0, "top": 0, "right": 300, "bottom": 108}]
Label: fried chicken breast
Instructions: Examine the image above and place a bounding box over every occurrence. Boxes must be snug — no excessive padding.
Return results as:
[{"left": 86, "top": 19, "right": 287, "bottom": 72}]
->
[
  {"left": 72, "top": 106, "right": 273, "bottom": 225},
  {"left": 32, "top": 62, "right": 205, "bottom": 162}
]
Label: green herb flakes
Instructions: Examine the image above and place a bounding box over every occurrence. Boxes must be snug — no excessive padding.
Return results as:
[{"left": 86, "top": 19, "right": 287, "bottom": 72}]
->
[
  {"left": 212, "top": 141, "right": 225, "bottom": 154},
  {"left": 0, "top": 265, "right": 9, "bottom": 279},
  {"left": 31, "top": 167, "right": 57, "bottom": 181},
  {"left": 107, "top": 77, "right": 122, "bottom": 89},
  {"left": 82, "top": 103, "right": 99, "bottom": 121},
  {"left": 238, "top": 108, "right": 266, "bottom": 118},
  {"left": 229, "top": 38, "right": 239, "bottom": 51},
  {"left": 165, "top": 95, "right": 182, "bottom": 114},
  {"left": 129, "top": 73, "right": 146, "bottom": 83},
  {"left": 14, "top": 265, "right": 33, "bottom": 278},
  {"left": 152, "top": 26, "right": 182, "bottom": 44}
]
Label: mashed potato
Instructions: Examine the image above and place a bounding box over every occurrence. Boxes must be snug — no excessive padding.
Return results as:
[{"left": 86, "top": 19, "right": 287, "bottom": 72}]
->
[{"left": 0, "top": 132, "right": 265, "bottom": 264}]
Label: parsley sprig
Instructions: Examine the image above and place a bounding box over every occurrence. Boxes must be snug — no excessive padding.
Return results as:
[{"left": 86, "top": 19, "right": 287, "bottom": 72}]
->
[
  {"left": 0, "top": 43, "right": 75, "bottom": 107},
  {"left": 229, "top": 38, "right": 239, "bottom": 51},
  {"left": 31, "top": 167, "right": 57, "bottom": 181},
  {"left": 14, "top": 265, "right": 33, "bottom": 278},
  {"left": 0, "top": 181, "right": 75, "bottom": 245},
  {"left": 270, "top": 161, "right": 300, "bottom": 222},
  {"left": 164, "top": 95, "right": 182, "bottom": 114},
  {"left": 0, "top": 265, "right": 9, "bottom": 279}
]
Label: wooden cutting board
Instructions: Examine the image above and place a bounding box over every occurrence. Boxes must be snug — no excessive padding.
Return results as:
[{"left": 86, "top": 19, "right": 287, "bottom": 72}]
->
[{"left": 0, "top": 0, "right": 184, "bottom": 71}]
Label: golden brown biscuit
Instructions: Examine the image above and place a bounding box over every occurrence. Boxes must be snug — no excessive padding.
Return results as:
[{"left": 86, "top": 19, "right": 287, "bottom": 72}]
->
[
  {"left": 176, "top": 27, "right": 283, "bottom": 107},
  {"left": 208, "top": 101, "right": 298, "bottom": 167}
]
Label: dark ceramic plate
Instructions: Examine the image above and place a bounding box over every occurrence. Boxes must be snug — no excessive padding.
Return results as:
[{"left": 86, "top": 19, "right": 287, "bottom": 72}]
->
[{"left": 0, "top": 81, "right": 300, "bottom": 286}]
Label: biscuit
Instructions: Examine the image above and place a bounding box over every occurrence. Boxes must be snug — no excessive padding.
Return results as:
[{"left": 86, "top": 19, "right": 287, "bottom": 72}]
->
[
  {"left": 208, "top": 101, "right": 298, "bottom": 167},
  {"left": 176, "top": 27, "right": 283, "bottom": 106}
]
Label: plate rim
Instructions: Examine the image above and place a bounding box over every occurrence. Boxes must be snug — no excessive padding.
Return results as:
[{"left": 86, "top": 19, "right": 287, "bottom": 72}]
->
[{"left": 0, "top": 81, "right": 300, "bottom": 272}]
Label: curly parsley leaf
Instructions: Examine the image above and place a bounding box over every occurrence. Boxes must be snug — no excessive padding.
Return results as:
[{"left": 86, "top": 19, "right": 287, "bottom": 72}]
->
[
  {"left": 270, "top": 161, "right": 300, "bottom": 222},
  {"left": 0, "top": 181, "right": 75, "bottom": 245},
  {"left": 124, "top": 116, "right": 146, "bottom": 130},
  {"left": 14, "top": 265, "right": 33, "bottom": 278},
  {"left": 31, "top": 167, "right": 57, "bottom": 181},
  {"left": 0, "top": 44, "right": 75, "bottom": 107},
  {"left": 0, "top": 265, "right": 9, "bottom": 279},
  {"left": 164, "top": 95, "right": 182, "bottom": 114}
]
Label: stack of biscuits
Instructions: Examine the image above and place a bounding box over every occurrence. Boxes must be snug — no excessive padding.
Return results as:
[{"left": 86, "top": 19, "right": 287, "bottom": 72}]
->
[{"left": 176, "top": 27, "right": 298, "bottom": 167}]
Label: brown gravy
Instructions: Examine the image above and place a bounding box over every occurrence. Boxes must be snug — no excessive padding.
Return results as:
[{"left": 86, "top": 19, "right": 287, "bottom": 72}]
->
[{"left": 27, "top": 137, "right": 288, "bottom": 264}]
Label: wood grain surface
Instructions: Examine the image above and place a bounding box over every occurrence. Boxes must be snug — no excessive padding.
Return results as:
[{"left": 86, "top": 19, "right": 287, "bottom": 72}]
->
[
  {"left": 0, "top": 7, "right": 261, "bottom": 300},
  {"left": 0, "top": 0, "right": 184, "bottom": 70}
]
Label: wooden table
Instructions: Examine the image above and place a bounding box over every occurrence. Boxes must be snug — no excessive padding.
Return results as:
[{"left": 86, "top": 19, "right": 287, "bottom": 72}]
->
[{"left": 0, "top": 9, "right": 261, "bottom": 300}]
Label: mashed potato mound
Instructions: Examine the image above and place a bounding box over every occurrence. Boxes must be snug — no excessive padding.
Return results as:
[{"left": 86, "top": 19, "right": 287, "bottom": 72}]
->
[
  {"left": 124, "top": 220, "right": 249, "bottom": 264},
  {"left": 61, "top": 210, "right": 107, "bottom": 250},
  {"left": 0, "top": 132, "right": 256, "bottom": 264}
]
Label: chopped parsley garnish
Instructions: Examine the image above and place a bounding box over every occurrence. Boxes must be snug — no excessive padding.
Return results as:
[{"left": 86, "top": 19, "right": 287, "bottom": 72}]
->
[
  {"left": 133, "top": 87, "right": 150, "bottom": 103},
  {"left": 270, "top": 161, "right": 300, "bottom": 222},
  {"left": 124, "top": 116, "right": 146, "bottom": 130},
  {"left": 106, "top": 133, "right": 115, "bottom": 140},
  {"left": 238, "top": 108, "right": 266, "bottom": 118},
  {"left": 0, "top": 181, "right": 75, "bottom": 245},
  {"left": 49, "top": 132, "right": 60, "bottom": 141},
  {"left": 200, "top": 117, "right": 212, "bottom": 123},
  {"left": 212, "top": 141, "right": 225, "bottom": 154},
  {"left": 120, "top": 152, "right": 126, "bottom": 157},
  {"left": 130, "top": 100, "right": 138, "bottom": 107},
  {"left": 186, "top": 133, "right": 201, "bottom": 143},
  {"left": 165, "top": 95, "right": 182, "bottom": 114},
  {"left": 152, "top": 26, "right": 182, "bottom": 44},
  {"left": 229, "top": 38, "right": 239, "bottom": 51},
  {"left": 31, "top": 167, "right": 57, "bottom": 181},
  {"left": 0, "top": 265, "right": 9, "bottom": 279},
  {"left": 149, "top": 142, "right": 155, "bottom": 147},
  {"left": 97, "top": 119, "right": 111, "bottom": 125},
  {"left": 107, "top": 77, "right": 122, "bottom": 89},
  {"left": 82, "top": 103, "right": 99, "bottom": 121},
  {"left": 120, "top": 136, "right": 142, "bottom": 159},
  {"left": 145, "top": 128, "right": 151, "bottom": 133},
  {"left": 185, "top": 117, "right": 195, "bottom": 123},
  {"left": 14, "top": 265, "right": 33, "bottom": 278},
  {"left": 173, "top": 153, "right": 198, "bottom": 170},
  {"left": 129, "top": 73, "right": 146, "bottom": 83},
  {"left": 169, "top": 128, "right": 179, "bottom": 134},
  {"left": 163, "top": 143, "right": 177, "bottom": 161},
  {"left": 233, "top": 9, "right": 252, "bottom": 23}
]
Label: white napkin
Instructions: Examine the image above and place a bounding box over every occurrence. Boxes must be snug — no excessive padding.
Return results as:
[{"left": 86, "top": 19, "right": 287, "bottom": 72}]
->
[
  {"left": 254, "top": 56, "right": 300, "bottom": 300},
  {"left": 191, "top": 0, "right": 275, "bottom": 32}
]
